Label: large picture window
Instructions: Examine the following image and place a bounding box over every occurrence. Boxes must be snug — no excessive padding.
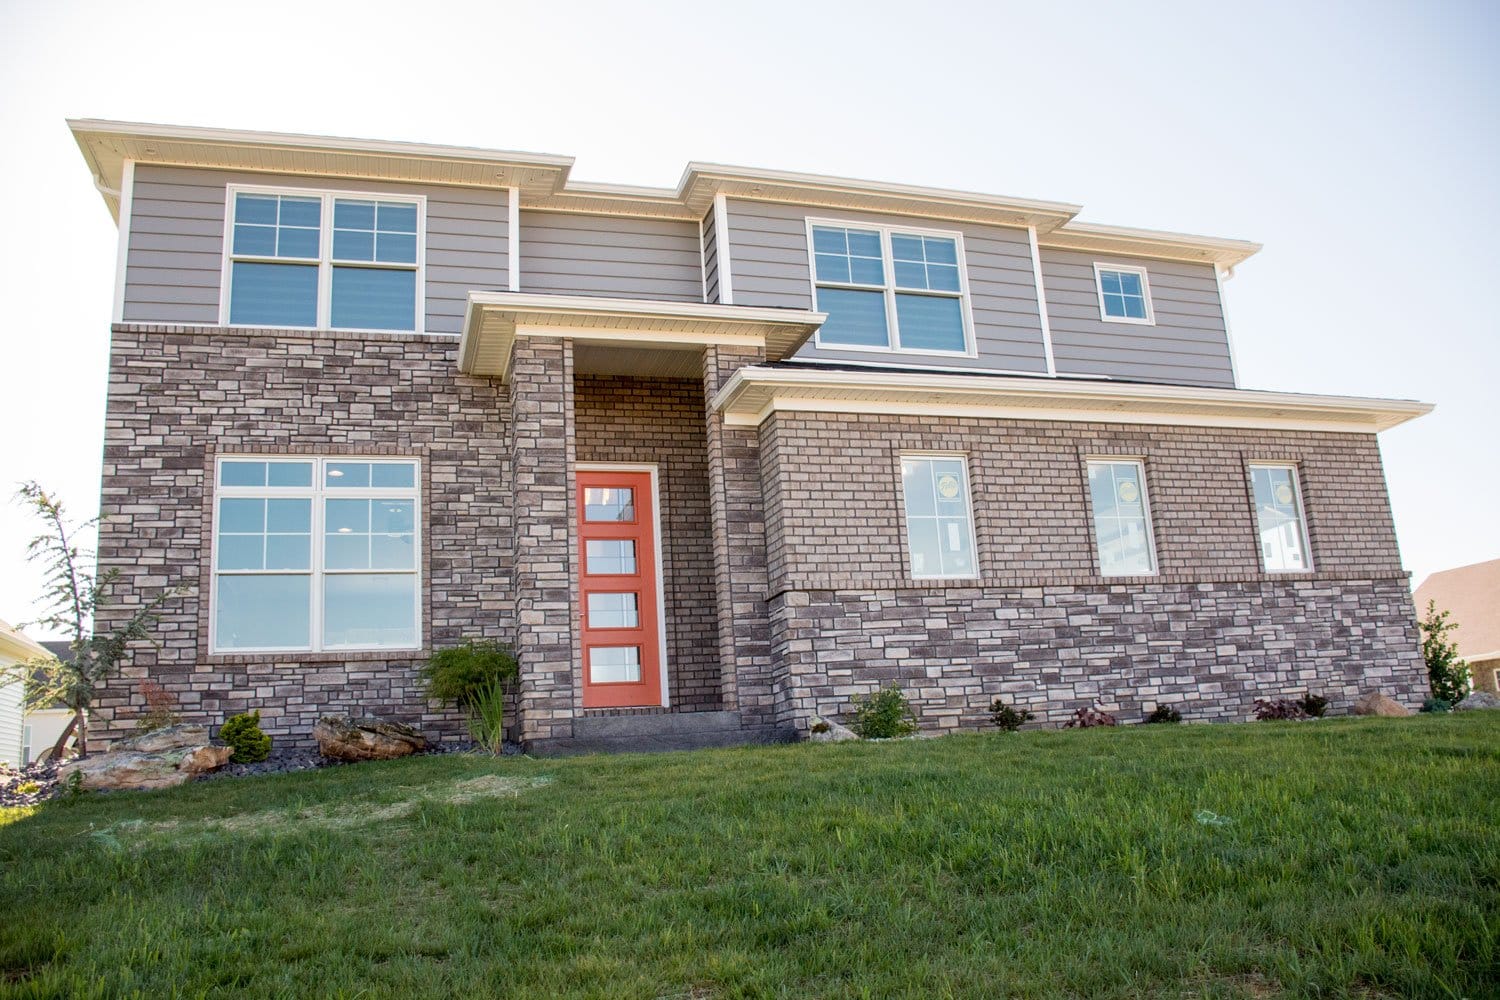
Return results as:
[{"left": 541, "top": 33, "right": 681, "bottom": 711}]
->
[
  {"left": 1086, "top": 459, "right": 1157, "bottom": 576},
  {"left": 900, "top": 455, "right": 978, "bottom": 579},
  {"left": 809, "top": 221, "right": 972, "bottom": 355},
  {"left": 225, "top": 187, "right": 423, "bottom": 332},
  {"left": 1249, "top": 464, "right": 1312, "bottom": 572},
  {"left": 212, "top": 457, "right": 421, "bottom": 652}
]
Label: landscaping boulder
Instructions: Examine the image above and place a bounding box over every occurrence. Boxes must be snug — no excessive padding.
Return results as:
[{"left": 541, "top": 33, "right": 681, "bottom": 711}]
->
[
  {"left": 808, "top": 716, "right": 859, "bottom": 743},
  {"left": 313, "top": 716, "right": 427, "bottom": 761},
  {"left": 56, "top": 725, "right": 233, "bottom": 791},
  {"left": 1454, "top": 691, "right": 1500, "bottom": 711},
  {"left": 1353, "top": 692, "right": 1411, "bottom": 717}
]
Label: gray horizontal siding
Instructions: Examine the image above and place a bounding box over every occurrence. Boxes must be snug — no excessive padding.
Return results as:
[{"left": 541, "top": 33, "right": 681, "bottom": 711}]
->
[
  {"left": 1039, "top": 248, "right": 1233, "bottom": 387},
  {"left": 726, "top": 199, "right": 1048, "bottom": 373},
  {"left": 123, "top": 164, "right": 508, "bottom": 335},
  {"left": 701, "top": 210, "right": 719, "bottom": 304},
  {"left": 519, "top": 211, "right": 702, "bottom": 302}
]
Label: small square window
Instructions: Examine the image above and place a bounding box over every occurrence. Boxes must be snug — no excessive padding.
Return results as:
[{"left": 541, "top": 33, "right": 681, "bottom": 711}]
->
[{"left": 1094, "top": 265, "right": 1154, "bottom": 324}]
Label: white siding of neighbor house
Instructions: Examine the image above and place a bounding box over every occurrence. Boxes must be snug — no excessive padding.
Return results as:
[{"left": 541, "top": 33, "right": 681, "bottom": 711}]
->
[
  {"left": 122, "top": 164, "right": 510, "bottom": 336},
  {"left": 0, "top": 676, "right": 21, "bottom": 767}
]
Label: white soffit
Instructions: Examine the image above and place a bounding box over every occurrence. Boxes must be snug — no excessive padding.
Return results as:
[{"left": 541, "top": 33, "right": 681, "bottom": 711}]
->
[
  {"left": 457, "top": 293, "right": 826, "bottom": 381},
  {"left": 711, "top": 367, "right": 1433, "bottom": 434},
  {"left": 68, "top": 120, "right": 1259, "bottom": 266}
]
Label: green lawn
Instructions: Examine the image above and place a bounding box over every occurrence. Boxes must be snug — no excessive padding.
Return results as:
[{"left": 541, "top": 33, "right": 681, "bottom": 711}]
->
[{"left": 2, "top": 716, "right": 1497, "bottom": 999}]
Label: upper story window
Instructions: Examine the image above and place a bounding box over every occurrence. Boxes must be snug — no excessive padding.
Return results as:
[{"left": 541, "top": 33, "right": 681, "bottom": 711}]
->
[
  {"left": 1086, "top": 459, "right": 1157, "bottom": 576},
  {"left": 1093, "top": 263, "right": 1154, "bottom": 325},
  {"left": 1249, "top": 464, "right": 1312, "bottom": 573},
  {"left": 225, "top": 186, "right": 424, "bottom": 333},
  {"left": 809, "top": 221, "right": 972, "bottom": 355},
  {"left": 212, "top": 456, "right": 421, "bottom": 653},
  {"left": 900, "top": 455, "right": 978, "bottom": 579}
]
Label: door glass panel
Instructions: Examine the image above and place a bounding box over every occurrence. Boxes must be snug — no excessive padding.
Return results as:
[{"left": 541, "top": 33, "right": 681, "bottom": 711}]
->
[
  {"left": 585, "top": 539, "right": 636, "bottom": 574},
  {"left": 587, "top": 592, "right": 639, "bottom": 628},
  {"left": 584, "top": 487, "right": 636, "bottom": 522},
  {"left": 589, "top": 646, "right": 641, "bottom": 684}
]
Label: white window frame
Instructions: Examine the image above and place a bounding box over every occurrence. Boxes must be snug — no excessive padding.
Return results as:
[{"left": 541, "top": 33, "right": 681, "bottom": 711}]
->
[
  {"left": 1085, "top": 457, "right": 1159, "bottom": 577},
  {"left": 1093, "top": 262, "right": 1155, "bottom": 326},
  {"left": 220, "top": 184, "right": 427, "bottom": 334},
  {"left": 1248, "top": 462, "right": 1314, "bottom": 573},
  {"left": 21, "top": 724, "right": 31, "bottom": 767},
  {"left": 806, "top": 217, "right": 978, "bottom": 358},
  {"left": 899, "top": 453, "right": 980, "bottom": 581},
  {"left": 209, "top": 455, "right": 423, "bottom": 654}
]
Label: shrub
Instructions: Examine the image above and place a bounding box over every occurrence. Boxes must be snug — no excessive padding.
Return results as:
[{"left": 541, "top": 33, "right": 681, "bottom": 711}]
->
[
  {"left": 1253, "top": 699, "right": 1307, "bottom": 722},
  {"left": 133, "top": 678, "right": 181, "bottom": 734},
  {"left": 990, "top": 699, "right": 1034, "bottom": 732},
  {"left": 420, "top": 640, "right": 519, "bottom": 708},
  {"left": 851, "top": 686, "right": 918, "bottom": 739},
  {"left": 1421, "top": 697, "right": 1452, "bottom": 714},
  {"left": 15, "top": 780, "right": 41, "bottom": 795},
  {"left": 1064, "top": 707, "right": 1117, "bottom": 728},
  {"left": 1145, "top": 705, "right": 1182, "bottom": 724},
  {"left": 1298, "top": 693, "right": 1329, "bottom": 718},
  {"left": 1419, "top": 601, "right": 1471, "bottom": 705},
  {"left": 220, "top": 711, "right": 271, "bottom": 763},
  {"left": 465, "top": 679, "right": 507, "bottom": 755}
]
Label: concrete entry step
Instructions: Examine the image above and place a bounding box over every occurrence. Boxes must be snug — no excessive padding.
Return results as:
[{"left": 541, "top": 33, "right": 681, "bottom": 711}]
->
[{"left": 531, "top": 711, "right": 796, "bottom": 756}]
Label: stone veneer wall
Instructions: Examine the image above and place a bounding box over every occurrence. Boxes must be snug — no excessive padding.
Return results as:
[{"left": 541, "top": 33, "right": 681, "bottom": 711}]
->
[
  {"left": 759, "top": 411, "right": 1426, "bottom": 730},
  {"left": 574, "top": 375, "right": 720, "bottom": 713},
  {"left": 94, "top": 325, "right": 516, "bottom": 748}
]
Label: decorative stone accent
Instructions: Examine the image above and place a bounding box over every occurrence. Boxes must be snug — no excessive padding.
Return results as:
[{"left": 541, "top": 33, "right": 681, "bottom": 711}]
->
[
  {"left": 1353, "top": 692, "right": 1412, "bottom": 717},
  {"left": 1455, "top": 691, "right": 1500, "bottom": 711},
  {"left": 808, "top": 716, "right": 858, "bottom": 742},
  {"left": 312, "top": 716, "right": 427, "bottom": 761},
  {"left": 57, "top": 726, "right": 233, "bottom": 791}
]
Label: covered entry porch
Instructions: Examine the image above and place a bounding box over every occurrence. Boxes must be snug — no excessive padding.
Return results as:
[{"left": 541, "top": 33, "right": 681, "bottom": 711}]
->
[{"left": 458, "top": 292, "right": 822, "bottom": 752}]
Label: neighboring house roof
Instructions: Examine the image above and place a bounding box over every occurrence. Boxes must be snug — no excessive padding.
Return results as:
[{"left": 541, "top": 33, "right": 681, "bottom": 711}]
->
[
  {"left": 40, "top": 641, "right": 75, "bottom": 664},
  {"left": 0, "top": 620, "right": 50, "bottom": 665},
  {"left": 1415, "top": 558, "right": 1500, "bottom": 662},
  {"left": 68, "top": 118, "right": 1261, "bottom": 267}
]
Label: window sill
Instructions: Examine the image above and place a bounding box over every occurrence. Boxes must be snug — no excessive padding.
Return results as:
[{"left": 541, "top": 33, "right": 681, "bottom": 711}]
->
[
  {"left": 1098, "top": 315, "right": 1155, "bottom": 327},
  {"left": 204, "top": 647, "right": 426, "bottom": 665}
]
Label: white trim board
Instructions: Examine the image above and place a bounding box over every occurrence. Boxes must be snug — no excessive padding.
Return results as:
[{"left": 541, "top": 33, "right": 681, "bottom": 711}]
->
[{"left": 111, "top": 160, "right": 135, "bottom": 325}]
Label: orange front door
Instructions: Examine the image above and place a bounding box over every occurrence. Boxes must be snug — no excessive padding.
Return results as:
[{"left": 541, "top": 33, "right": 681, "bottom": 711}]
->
[{"left": 577, "top": 469, "right": 664, "bottom": 708}]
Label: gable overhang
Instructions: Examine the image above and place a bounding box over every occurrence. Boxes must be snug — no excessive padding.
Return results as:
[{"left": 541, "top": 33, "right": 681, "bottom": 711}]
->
[
  {"left": 67, "top": 121, "right": 1260, "bottom": 268},
  {"left": 711, "top": 366, "right": 1433, "bottom": 434},
  {"left": 458, "top": 293, "right": 826, "bottom": 381}
]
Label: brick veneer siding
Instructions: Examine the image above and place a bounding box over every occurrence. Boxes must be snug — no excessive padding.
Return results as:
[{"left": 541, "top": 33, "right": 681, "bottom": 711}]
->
[
  {"left": 509, "top": 337, "right": 579, "bottom": 743},
  {"left": 759, "top": 411, "right": 1425, "bottom": 729},
  {"left": 94, "top": 325, "right": 515, "bottom": 748},
  {"left": 574, "top": 374, "right": 720, "bottom": 713},
  {"left": 703, "top": 345, "right": 778, "bottom": 727}
]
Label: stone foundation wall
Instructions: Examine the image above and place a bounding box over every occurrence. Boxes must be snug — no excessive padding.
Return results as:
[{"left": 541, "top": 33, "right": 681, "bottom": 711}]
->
[
  {"left": 94, "top": 325, "right": 515, "bottom": 748},
  {"left": 770, "top": 579, "right": 1426, "bottom": 730}
]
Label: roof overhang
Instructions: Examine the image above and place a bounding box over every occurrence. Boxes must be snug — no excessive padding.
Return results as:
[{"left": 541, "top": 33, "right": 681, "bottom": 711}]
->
[
  {"left": 711, "top": 366, "right": 1433, "bottom": 433},
  {"left": 1039, "top": 221, "right": 1262, "bottom": 268},
  {"left": 457, "top": 293, "right": 826, "bottom": 381},
  {"left": 0, "top": 621, "right": 51, "bottom": 665},
  {"left": 67, "top": 121, "right": 1259, "bottom": 265}
]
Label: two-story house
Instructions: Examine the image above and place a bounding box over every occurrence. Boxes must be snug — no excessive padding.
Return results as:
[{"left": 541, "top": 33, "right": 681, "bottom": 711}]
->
[{"left": 70, "top": 119, "right": 1431, "bottom": 752}]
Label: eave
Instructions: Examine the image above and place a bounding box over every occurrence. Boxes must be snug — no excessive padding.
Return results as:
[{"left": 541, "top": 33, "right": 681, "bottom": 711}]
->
[
  {"left": 1039, "top": 222, "right": 1262, "bottom": 268},
  {"left": 710, "top": 366, "right": 1433, "bottom": 434},
  {"left": 457, "top": 293, "right": 826, "bottom": 381}
]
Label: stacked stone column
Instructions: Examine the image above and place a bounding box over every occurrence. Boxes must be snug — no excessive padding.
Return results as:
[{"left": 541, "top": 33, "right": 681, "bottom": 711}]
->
[
  {"left": 701, "top": 345, "right": 780, "bottom": 727},
  {"left": 509, "top": 337, "right": 578, "bottom": 743}
]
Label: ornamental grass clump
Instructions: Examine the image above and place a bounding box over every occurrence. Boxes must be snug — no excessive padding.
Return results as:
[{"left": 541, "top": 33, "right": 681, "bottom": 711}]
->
[
  {"left": 850, "top": 686, "right": 918, "bottom": 739},
  {"left": 219, "top": 711, "right": 271, "bottom": 763},
  {"left": 421, "top": 640, "right": 519, "bottom": 754}
]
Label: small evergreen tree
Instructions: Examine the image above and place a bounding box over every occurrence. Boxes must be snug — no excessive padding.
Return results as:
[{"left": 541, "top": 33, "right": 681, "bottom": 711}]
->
[{"left": 1419, "top": 600, "right": 1471, "bottom": 705}]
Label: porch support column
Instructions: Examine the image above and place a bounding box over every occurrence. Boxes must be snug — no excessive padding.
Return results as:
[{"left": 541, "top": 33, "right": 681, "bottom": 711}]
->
[
  {"left": 702, "top": 344, "right": 774, "bottom": 726},
  {"left": 509, "top": 336, "right": 578, "bottom": 745}
]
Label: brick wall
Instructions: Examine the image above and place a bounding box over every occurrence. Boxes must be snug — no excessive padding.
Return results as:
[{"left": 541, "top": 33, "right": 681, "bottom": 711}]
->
[
  {"left": 94, "top": 325, "right": 515, "bottom": 747},
  {"left": 759, "top": 411, "right": 1424, "bottom": 729},
  {"left": 574, "top": 374, "right": 719, "bottom": 713}
]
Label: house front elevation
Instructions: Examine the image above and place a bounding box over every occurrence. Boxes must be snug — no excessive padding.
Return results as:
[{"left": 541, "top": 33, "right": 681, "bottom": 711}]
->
[{"left": 71, "top": 119, "right": 1432, "bottom": 752}]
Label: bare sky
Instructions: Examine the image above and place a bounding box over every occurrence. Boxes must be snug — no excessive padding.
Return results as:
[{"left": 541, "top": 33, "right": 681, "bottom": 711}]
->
[{"left": 1, "top": 0, "right": 1495, "bottom": 638}]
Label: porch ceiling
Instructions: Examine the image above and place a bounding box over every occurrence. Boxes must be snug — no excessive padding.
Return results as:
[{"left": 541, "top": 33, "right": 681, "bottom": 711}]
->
[{"left": 457, "top": 293, "right": 826, "bottom": 382}]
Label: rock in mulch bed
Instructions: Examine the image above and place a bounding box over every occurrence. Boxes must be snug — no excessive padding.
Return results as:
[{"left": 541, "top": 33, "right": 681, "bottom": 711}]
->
[{"left": 0, "top": 759, "right": 64, "bottom": 808}]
